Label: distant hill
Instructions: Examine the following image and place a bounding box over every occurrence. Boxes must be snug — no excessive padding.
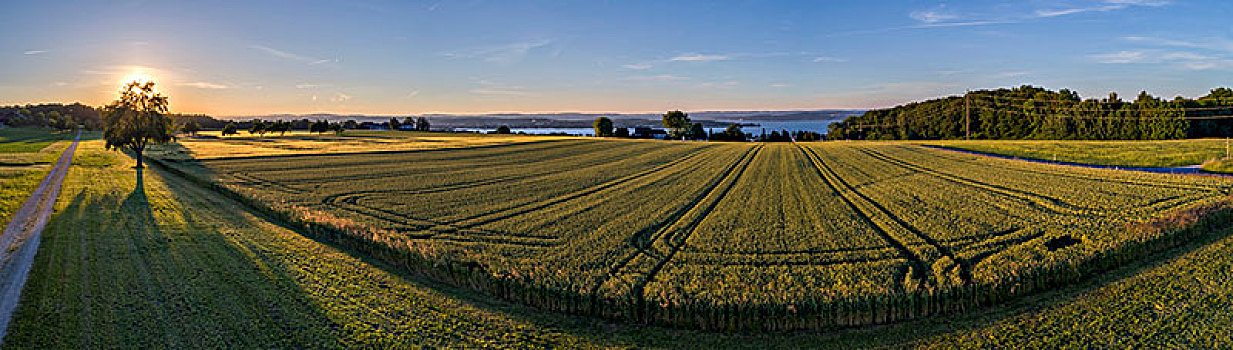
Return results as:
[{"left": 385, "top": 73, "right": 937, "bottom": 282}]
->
[{"left": 221, "top": 109, "right": 863, "bottom": 129}]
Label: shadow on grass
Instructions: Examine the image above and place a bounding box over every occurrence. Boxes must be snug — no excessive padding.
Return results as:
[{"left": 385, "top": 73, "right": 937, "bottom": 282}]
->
[{"left": 4, "top": 165, "right": 346, "bottom": 348}]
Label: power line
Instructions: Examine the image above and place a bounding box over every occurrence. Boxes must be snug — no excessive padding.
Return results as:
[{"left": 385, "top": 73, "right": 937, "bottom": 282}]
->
[{"left": 968, "top": 106, "right": 1233, "bottom": 120}]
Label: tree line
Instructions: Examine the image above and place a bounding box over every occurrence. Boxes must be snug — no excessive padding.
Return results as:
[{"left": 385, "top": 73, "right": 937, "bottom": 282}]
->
[
  {"left": 829, "top": 85, "right": 1233, "bottom": 140},
  {"left": 590, "top": 111, "right": 824, "bottom": 142},
  {"left": 0, "top": 103, "right": 103, "bottom": 130}
]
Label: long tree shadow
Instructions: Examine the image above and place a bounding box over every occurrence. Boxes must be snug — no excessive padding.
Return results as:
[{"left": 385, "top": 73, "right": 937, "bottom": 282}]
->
[{"left": 2, "top": 164, "right": 347, "bottom": 348}]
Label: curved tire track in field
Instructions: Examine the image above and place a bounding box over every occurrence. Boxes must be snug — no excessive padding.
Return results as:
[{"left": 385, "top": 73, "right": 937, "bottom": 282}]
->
[
  {"left": 317, "top": 144, "right": 709, "bottom": 216},
  {"left": 321, "top": 146, "right": 716, "bottom": 247},
  {"left": 0, "top": 131, "right": 80, "bottom": 342},
  {"left": 859, "top": 146, "right": 1208, "bottom": 217},
  {"left": 797, "top": 144, "right": 958, "bottom": 288},
  {"left": 856, "top": 147, "right": 1097, "bottom": 216},
  {"left": 624, "top": 146, "right": 763, "bottom": 314},
  {"left": 257, "top": 140, "right": 641, "bottom": 186},
  {"left": 445, "top": 145, "right": 715, "bottom": 228},
  {"left": 587, "top": 145, "right": 760, "bottom": 315}
]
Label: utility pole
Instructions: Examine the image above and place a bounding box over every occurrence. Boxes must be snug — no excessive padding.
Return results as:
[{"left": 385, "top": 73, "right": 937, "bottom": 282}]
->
[{"left": 965, "top": 91, "right": 971, "bottom": 140}]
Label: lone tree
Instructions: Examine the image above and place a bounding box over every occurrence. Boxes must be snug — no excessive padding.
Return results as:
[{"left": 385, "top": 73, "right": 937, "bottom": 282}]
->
[
  {"left": 593, "top": 116, "right": 614, "bottom": 137},
  {"left": 181, "top": 119, "right": 201, "bottom": 136},
  {"left": 495, "top": 125, "right": 512, "bottom": 134},
  {"left": 104, "top": 81, "right": 175, "bottom": 169},
  {"left": 662, "top": 110, "right": 691, "bottom": 139},
  {"left": 221, "top": 122, "right": 239, "bottom": 136},
  {"left": 389, "top": 117, "right": 401, "bottom": 130}
]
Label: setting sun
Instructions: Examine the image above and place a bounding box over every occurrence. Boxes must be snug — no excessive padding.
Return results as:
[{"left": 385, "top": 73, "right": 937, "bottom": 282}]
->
[{"left": 123, "top": 72, "right": 154, "bottom": 85}]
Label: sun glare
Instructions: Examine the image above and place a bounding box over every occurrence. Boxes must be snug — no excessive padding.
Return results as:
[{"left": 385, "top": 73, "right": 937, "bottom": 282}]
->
[{"left": 124, "top": 72, "right": 154, "bottom": 85}]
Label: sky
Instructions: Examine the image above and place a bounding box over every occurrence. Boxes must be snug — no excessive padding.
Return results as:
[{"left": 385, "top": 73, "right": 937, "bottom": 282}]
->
[{"left": 1, "top": 0, "right": 1231, "bottom": 116}]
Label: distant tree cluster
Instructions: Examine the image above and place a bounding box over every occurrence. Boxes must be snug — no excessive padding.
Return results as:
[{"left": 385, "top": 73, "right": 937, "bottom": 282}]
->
[
  {"left": 829, "top": 85, "right": 1233, "bottom": 140},
  {"left": 759, "top": 130, "right": 794, "bottom": 142},
  {"left": 0, "top": 103, "right": 101, "bottom": 130},
  {"left": 793, "top": 130, "right": 824, "bottom": 141},
  {"left": 247, "top": 120, "right": 293, "bottom": 136},
  {"left": 181, "top": 119, "right": 201, "bottom": 136},
  {"left": 708, "top": 124, "right": 748, "bottom": 142}
]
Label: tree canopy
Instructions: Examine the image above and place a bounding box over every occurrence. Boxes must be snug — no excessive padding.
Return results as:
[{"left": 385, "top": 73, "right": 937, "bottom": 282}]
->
[
  {"left": 829, "top": 85, "right": 1233, "bottom": 141},
  {"left": 103, "top": 81, "right": 175, "bottom": 168},
  {"left": 593, "top": 116, "right": 614, "bottom": 137},
  {"left": 182, "top": 119, "right": 201, "bottom": 135},
  {"left": 221, "top": 122, "right": 238, "bottom": 136},
  {"left": 662, "top": 110, "right": 691, "bottom": 139}
]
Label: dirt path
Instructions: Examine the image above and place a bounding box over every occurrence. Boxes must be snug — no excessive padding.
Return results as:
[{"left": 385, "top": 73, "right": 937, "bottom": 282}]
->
[{"left": 0, "top": 130, "right": 80, "bottom": 342}]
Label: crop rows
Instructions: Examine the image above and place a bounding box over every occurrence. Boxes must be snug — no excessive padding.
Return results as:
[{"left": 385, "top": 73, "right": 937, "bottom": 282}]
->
[{"left": 159, "top": 137, "right": 1233, "bottom": 331}]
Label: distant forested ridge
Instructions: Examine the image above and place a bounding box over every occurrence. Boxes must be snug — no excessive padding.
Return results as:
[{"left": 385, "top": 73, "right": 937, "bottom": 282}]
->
[{"left": 829, "top": 85, "right": 1233, "bottom": 140}]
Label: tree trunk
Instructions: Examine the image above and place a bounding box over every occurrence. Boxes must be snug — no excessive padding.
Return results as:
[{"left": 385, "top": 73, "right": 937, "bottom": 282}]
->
[{"left": 134, "top": 146, "right": 144, "bottom": 168}]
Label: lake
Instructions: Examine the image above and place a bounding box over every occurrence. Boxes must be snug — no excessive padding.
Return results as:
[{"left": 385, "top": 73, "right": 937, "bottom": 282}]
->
[{"left": 454, "top": 119, "right": 842, "bottom": 137}]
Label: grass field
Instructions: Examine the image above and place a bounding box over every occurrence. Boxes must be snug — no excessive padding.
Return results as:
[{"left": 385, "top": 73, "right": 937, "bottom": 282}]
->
[
  {"left": 165, "top": 130, "right": 577, "bottom": 160},
  {"left": 151, "top": 133, "right": 1233, "bottom": 330},
  {"left": 7, "top": 134, "right": 1233, "bottom": 347},
  {"left": 0, "top": 128, "right": 81, "bottom": 230},
  {"left": 0, "top": 128, "right": 76, "bottom": 154},
  {"left": 927, "top": 139, "right": 1231, "bottom": 167}
]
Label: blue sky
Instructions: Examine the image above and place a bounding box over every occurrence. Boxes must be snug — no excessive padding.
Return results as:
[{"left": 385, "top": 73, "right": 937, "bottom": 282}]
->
[{"left": 1, "top": 0, "right": 1231, "bottom": 115}]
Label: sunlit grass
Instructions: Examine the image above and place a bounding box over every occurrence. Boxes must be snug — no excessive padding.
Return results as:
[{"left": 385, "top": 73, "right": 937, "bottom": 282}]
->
[{"left": 924, "top": 139, "right": 1232, "bottom": 167}]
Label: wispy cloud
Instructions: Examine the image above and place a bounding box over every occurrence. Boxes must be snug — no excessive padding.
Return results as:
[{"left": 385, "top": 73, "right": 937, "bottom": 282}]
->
[
  {"left": 621, "top": 63, "right": 654, "bottom": 70},
  {"left": 1089, "top": 50, "right": 1212, "bottom": 65},
  {"left": 443, "top": 39, "right": 553, "bottom": 63},
  {"left": 1123, "top": 36, "right": 1233, "bottom": 52},
  {"left": 180, "top": 81, "right": 229, "bottom": 89},
  {"left": 698, "top": 81, "right": 739, "bottom": 88},
  {"left": 296, "top": 83, "right": 328, "bottom": 89},
  {"left": 841, "top": 0, "right": 1171, "bottom": 37},
  {"left": 330, "top": 92, "right": 352, "bottom": 102},
  {"left": 251, "top": 45, "right": 336, "bottom": 65},
  {"left": 1035, "top": 0, "right": 1168, "bottom": 18},
  {"left": 989, "top": 71, "right": 1031, "bottom": 79},
  {"left": 909, "top": 6, "right": 958, "bottom": 24},
  {"left": 670, "top": 54, "right": 729, "bottom": 62},
  {"left": 22, "top": 50, "right": 46, "bottom": 55},
  {"left": 1101, "top": 35, "right": 1233, "bottom": 70},
  {"left": 812, "top": 56, "right": 847, "bottom": 63},
  {"left": 623, "top": 74, "right": 690, "bottom": 82},
  {"left": 469, "top": 80, "right": 530, "bottom": 96},
  {"left": 404, "top": 90, "right": 421, "bottom": 99}
]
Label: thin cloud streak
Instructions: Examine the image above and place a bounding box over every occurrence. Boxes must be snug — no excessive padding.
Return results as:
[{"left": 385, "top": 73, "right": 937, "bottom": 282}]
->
[
  {"left": 442, "top": 39, "right": 553, "bottom": 63},
  {"left": 670, "top": 54, "right": 730, "bottom": 62},
  {"left": 180, "top": 81, "right": 229, "bottom": 89},
  {"left": 251, "top": 45, "right": 335, "bottom": 65},
  {"left": 622, "top": 74, "right": 690, "bottom": 81}
]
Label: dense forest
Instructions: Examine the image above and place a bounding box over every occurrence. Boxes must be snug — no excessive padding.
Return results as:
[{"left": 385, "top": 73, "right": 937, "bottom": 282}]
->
[{"left": 828, "top": 85, "right": 1233, "bottom": 140}]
